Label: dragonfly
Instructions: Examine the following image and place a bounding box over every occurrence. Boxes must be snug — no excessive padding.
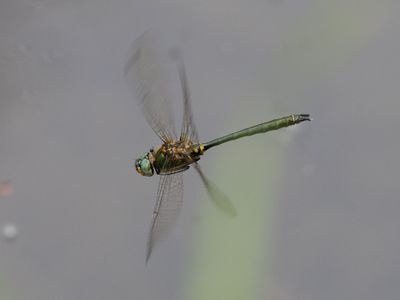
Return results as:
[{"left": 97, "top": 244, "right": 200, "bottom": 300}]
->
[{"left": 125, "top": 32, "right": 311, "bottom": 262}]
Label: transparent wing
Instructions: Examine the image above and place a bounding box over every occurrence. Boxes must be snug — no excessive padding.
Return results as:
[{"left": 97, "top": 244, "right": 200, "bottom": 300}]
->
[
  {"left": 176, "top": 56, "right": 199, "bottom": 144},
  {"left": 146, "top": 171, "right": 183, "bottom": 262},
  {"left": 124, "top": 31, "right": 177, "bottom": 143},
  {"left": 194, "top": 164, "right": 237, "bottom": 217}
]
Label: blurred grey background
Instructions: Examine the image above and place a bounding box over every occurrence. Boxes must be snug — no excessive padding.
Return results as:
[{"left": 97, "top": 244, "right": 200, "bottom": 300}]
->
[{"left": 1, "top": 0, "right": 399, "bottom": 299}]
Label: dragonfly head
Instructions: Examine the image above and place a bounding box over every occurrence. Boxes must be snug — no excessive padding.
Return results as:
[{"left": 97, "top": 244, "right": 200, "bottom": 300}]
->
[{"left": 134, "top": 152, "right": 154, "bottom": 176}]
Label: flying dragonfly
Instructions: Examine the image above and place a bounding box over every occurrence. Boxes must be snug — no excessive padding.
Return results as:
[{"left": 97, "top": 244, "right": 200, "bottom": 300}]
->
[{"left": 125, "top": 32, "right": 311, "bottom": 262}]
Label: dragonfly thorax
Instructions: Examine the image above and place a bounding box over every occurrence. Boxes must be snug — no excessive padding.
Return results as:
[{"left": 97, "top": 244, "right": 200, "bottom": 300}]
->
[
  {"left": 135, "top": 142, "right": 205, "bottom": 177},
  {"left": 134, "top": 152, "right": 154, "bottom": 176}
]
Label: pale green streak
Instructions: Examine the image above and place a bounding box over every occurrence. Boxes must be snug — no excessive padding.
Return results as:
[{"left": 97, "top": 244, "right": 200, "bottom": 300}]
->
[
  {"left": 183, "top": 106, "right": 283, "bottom": 300},
  {"left": 264, "top": 0, "right": 389, "bottom": 93},
  {"left": 0, "top": 278, "right": 10, "bottom": 300},
  {"left": 285, "top": 0, "right": 387, "bottom": 68}
]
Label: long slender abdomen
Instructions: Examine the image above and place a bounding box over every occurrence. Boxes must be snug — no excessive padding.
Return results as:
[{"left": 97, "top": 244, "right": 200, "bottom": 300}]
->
[{"left": 202, "top": 114, "right": 311, "bottom": 151}]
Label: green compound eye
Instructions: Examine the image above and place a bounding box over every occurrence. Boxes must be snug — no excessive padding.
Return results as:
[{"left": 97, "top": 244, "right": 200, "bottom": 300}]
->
[{"left": 135, "top": 153, "right": 154, "bottom": 177}]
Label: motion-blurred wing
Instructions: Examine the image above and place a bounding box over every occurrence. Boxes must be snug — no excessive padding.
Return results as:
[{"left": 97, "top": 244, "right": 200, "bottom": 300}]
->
[
  {"left": 194, "top": 164, "right": 236, "bottom": 217},
  {"left": 124, "top": 31, "right": 177, "bottom": 143},
  {"left": 176, "top": 55, "right": 199, "bottom": 144},
  {"left": 146, "top": 171, "right": 183, "bottom": 262}
]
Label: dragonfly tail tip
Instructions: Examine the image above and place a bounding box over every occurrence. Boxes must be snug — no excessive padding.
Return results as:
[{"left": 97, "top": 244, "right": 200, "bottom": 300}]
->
[{"left": 298, "top": 114, "right": 312, "bottom": 122}]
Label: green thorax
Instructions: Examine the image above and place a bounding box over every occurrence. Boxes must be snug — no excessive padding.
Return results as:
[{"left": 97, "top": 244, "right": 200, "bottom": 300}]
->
[{"left": 151, "top": 142, "right": 204, "bottom": 175}]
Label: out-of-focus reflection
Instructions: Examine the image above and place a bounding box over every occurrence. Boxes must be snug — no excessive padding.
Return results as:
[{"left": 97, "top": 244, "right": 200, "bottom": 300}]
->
[
  {"left": 0, "top": 181, "right": 13, "bottom": 198},
  {"left": 2, "top": 223, "right": 18, "bottom": 241}
]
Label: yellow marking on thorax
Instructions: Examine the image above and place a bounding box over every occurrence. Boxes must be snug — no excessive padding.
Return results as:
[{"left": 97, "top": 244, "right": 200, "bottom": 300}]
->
[{"left": 193, "top": 144, "right": 205, "bottom": 155}]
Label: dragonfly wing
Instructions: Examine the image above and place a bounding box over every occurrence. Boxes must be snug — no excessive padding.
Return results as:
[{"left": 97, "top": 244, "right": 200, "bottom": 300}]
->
[
  {"left": 176, "top": 56, "right": 199, "bottom": 144},
  {"left": 124, "top": 31, "right": 177, "bottom": 143},
  {"left": 146, "top": 171, "right": 183, "bottom": 262},
  {"left": 194, "top": 164, "right": 237, "bottom": 217}
]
